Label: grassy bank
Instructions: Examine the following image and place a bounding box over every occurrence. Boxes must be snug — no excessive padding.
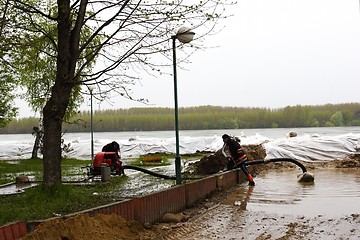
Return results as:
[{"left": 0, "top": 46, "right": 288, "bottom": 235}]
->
[
  {"left": 0, "top": 158, "right": 91, "bottom": 185},
  {"left": 0, "top": 177, "right": 130, "bottom": 226},
  {"left": 0, "top": 154, "right": 203, "bottom": 226},
  {"left": 0, "top": 158, "right": 132, "bottom": 226}
]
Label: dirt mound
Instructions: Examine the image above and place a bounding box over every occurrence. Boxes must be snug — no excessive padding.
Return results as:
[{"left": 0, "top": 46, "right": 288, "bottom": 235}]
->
[
  {"left": 20, "top": 213, "right": 157, "bottom": 240},
  {"left": 252, "top": 153, "right": 360, "bottom": 174},
  {"left": 189, "top": 145, "right": 359, "bottom": 176},
  {"left": 341, "top": 154, "right": 360, "bottom": 168},
  {"left": 191, "top": 144, "right": 267, "bottom": 175},
  {"left": 194, "top": 150, "right": 227, "bottom": 175}
]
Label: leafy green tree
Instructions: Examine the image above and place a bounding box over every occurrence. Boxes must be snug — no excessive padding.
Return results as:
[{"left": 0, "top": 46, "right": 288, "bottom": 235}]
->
[
  {"left": 1, "top": 0, "right": 101, "bottom": 157},
  {"left": 0, "top": 0, "right": 17, "bottom": 128},
  {"left": 330, "top": 111, "right": 344, "bottom": 126},
  {"left": 310, "top": 118, "right": 320, "bottom": 127},
  {"left": 324, "top": 121, "right": 335, "bottom": 127},
  {"left": 2, "top": 0, "right": 230, "bottom": 187},
  {"left": 0, "top": 66, "right": 17, "bottom": 128},
  {"left": 341, "top": 110, "right": 353, "bottom": 126}
]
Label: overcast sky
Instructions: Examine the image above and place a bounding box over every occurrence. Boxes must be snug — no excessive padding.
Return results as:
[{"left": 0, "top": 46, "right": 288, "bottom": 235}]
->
[{"left": 17, "top": 0, "right": 360, "bottom": 118}]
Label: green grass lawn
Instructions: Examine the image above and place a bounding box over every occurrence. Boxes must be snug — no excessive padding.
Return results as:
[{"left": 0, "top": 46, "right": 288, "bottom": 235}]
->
[
  {"left": 0, "top": 153, "right": 204, "bottom": 226},
  {"left": 0, "top": 158, "right": 129, "bottom": 226}
]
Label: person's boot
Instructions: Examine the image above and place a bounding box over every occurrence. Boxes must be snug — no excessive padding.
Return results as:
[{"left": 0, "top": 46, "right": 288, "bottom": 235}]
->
[{"left": 247, "top": 174, "right": 255, "bottom": 186}]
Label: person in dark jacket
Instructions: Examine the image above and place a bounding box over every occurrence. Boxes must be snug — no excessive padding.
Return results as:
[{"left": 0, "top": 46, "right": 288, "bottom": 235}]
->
[
  {"left": 102, "top": 141, "right": 120, "bottom": 153},
  {"left": 102, "top": 141, "right": 121, "bottom": 170},
  {"left": 222, "top": 134, "right": 255, "bottom": 186}
]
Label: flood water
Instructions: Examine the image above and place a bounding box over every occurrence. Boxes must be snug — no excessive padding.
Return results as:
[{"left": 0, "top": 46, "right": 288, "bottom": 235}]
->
[{"left": 227, "top": 168, "right": 360, "bottom": 218}]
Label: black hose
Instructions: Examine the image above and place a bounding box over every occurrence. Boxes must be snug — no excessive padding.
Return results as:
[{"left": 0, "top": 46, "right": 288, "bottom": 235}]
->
[
  {"left": 244, "top": 158, "right": 308, "bottom": 173},
  {"left": 122, "top": 158, "right": 308, "bottom": 181},
  {"left": 122, "top": 165, "right": 176, "bottom": 180},
  {"left": 121, "top": 165, "right": 202, "bottom": 180}
]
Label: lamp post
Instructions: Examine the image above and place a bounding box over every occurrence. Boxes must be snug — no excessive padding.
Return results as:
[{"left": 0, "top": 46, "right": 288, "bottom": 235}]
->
[
  {"left": 171, "top": 27, "right": 195, "bottom": 184},
  {"left": 88, "top": 85, "right": 94, "bottom": 160}
]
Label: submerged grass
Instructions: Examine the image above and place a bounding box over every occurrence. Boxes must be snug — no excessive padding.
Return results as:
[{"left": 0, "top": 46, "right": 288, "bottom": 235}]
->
[
  {"left": 0, "top": 158, "right": 128, "bottom": 226},
  {"left": 0, "top": 153, "right": 206, "bottom": 226},
  {"left": 0, "top": 158, "right": 92, "bottom": 184},
  {"left": 0, "top": 175, "right": 128, "bottom": 226}
]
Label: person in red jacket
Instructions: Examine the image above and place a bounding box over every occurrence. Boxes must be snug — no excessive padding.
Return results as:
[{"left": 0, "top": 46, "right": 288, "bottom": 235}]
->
[
  {"left": 101, "top": 141, "right": 121, "bottom": 173},
  {"left": 222, "top": 134, "right": 255, "bottom": 186}
]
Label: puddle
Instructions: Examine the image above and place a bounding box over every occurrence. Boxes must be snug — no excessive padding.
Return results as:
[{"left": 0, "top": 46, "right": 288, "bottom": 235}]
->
[
  {"left": 0, "top": 161, "right": 177, "bottom": 195},
  {"left": 111, "top": 163, "right": 176, "bottom": 197},
  {"left": 0, "top": 182, "right": 39, "bottom": 195},
  {"left": 226, "top": 168, "right": 360, "bottom": 218}
]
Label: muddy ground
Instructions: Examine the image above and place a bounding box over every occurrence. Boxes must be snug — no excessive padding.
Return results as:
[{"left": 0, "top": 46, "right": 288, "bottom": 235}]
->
[{"left": 21, "top": 156, "right": 360, "bottom": 240}]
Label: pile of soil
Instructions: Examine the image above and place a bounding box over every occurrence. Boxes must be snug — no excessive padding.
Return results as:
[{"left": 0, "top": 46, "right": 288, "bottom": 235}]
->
[
  {"left": 20, "top": 214, "right": 158, "bottom": 240},
  {"left": 190, "top": 144, "right": 267, "bottom": 175},
  {"left": 250, "top": 153, "right": 360, "bottom": 176}
]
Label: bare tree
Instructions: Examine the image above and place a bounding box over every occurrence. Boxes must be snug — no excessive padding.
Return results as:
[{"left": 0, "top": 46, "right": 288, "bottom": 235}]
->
[{"left": 3, "top": 0, "right": 232, "bottom": 187}]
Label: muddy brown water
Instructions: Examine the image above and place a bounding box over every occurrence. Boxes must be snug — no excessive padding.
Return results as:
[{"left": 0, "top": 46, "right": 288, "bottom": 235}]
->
[
  {"left": 159, "top": 168, "right": 360, "bottom": 240},
  {"left": 225, "top": 168, "right": 360, "bottom": 218}
]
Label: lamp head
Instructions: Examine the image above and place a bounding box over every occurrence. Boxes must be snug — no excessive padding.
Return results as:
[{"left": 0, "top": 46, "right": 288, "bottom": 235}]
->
[
  {"left": 87, "top": 85, "right": 94, "bottom": 92},
  {"left": 175, "top": 26, "right": 195, "bottom": 44}
]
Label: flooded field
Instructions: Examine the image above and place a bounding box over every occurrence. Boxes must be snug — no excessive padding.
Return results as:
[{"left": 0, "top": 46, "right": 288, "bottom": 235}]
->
[
  {"left": 168, "top": 168, "right": 360, "bottom": 240},
  {"left": 227, "top": 168, "right": 360, "bottom": 218},
  {"left": 111, "top": 162, "right": 176, "bottom": 197}
]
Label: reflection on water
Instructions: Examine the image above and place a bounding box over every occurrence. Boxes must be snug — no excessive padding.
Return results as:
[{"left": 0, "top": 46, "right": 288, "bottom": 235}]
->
[
  {"left": 0, "top": 182, "right": 38, "bottom": 195},
  {"left": 109, "top": 161, "right": 176, "bottom": 197},
  {"left": 226, "top": 169, "right": 360, "bottom": 218}
]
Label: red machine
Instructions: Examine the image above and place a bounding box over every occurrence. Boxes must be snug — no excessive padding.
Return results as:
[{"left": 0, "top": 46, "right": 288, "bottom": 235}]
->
[{"left": 88, "top": 152, "right": 123, "bottom": 176}]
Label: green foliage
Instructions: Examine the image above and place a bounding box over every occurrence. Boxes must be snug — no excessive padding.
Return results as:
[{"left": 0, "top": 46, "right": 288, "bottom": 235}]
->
[
  {"left": 0, "top": 0, "right": 102, "bottom": 124},
  {"left": 324, "top": 121, "right": 335, "bottom": 127},
  {"left": 1, "top": 103, "right": 360, "bottom": 134},
  {"left": 0, "top": 79, "right": 17, "bottom": 128},
  {"left": 330, "top": 111, "right": 344, "bottom": 126},
  {"left": 0, "top": 38, "right": 18, "bottom": 127}
]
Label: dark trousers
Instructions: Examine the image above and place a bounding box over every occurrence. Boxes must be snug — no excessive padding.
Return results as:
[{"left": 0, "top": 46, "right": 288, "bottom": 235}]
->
[{"left": 227, "top": 158, "right": 250, "bottom": 176}]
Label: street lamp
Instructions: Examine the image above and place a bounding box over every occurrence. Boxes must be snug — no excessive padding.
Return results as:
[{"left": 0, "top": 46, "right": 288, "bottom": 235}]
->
[
  {"left": 88, "top": 85, "right": 94, "bottom": 160},
  {"left": 171, "top": 26, "right": 195, "bottom": 184}
]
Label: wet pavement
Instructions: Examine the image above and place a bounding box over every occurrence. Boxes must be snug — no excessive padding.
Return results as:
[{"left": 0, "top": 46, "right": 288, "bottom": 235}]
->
[{"left": 159, "top": 168, "right": 360, "bottom": 240}]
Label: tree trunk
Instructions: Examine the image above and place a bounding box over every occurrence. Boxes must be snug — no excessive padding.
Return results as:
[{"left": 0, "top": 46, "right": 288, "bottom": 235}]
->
[
  {"left": 42, "top": 0, "right": 83, "bottom": 187},
  {"left": 31, "top": 127, "right": 42, "bottom": 159},
  {"left": 42, "top": 98, "right": 64, "bottom": 186}
]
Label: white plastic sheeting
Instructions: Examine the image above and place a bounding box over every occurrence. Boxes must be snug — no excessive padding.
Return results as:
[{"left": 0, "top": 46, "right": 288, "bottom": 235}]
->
[
  {"left": 264, "top": 133, "right": 360, "bottom": 161},
  {"left": 0, "top": 131, "right": 359, "bottom": 161}
]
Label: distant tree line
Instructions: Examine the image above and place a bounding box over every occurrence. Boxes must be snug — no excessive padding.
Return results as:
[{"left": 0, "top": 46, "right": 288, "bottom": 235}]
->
[{"left": 1, "top": 103, "right": 360, "bottom": 134}]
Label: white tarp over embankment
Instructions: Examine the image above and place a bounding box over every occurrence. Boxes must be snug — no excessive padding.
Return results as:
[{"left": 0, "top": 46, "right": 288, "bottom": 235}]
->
[
  {"left": 0, "top": 132, "right": 359, "bottom": 161},
  {"left": 264, "top": 133, "right": 360, "bottom": 161}
]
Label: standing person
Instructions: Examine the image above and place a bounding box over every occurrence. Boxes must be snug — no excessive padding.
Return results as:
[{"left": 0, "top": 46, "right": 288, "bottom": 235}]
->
[{"left": 222, "top": 134, "right": 255, "bottom": 186}]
